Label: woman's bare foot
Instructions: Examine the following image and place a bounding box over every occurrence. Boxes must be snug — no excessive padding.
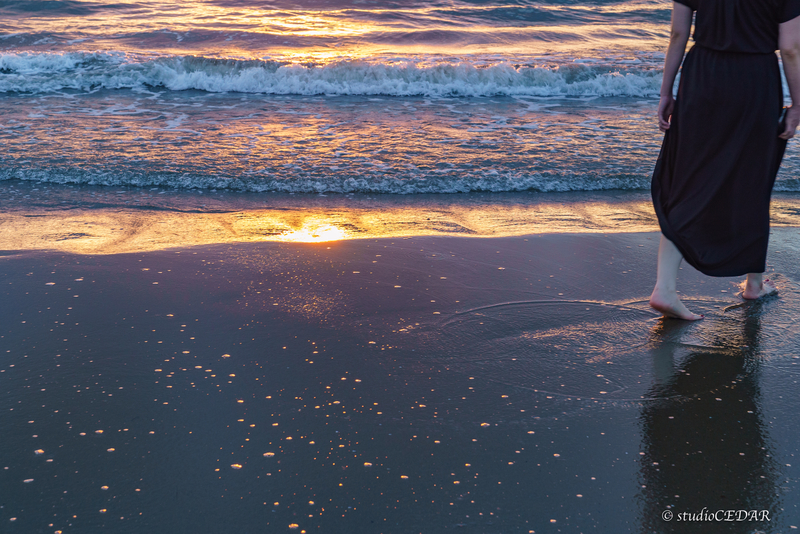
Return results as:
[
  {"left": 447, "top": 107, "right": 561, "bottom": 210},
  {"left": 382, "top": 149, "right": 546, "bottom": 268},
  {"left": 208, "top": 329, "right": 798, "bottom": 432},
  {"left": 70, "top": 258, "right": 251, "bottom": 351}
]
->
[
  {"left": 742, "top": 278, "right": 777, "bottom": 300},
  {"left": 649, "top": 289, "right": 704, "bottom": 320},
  {"left": 650, "top": 236, "right": 703, "bottom": 320}
]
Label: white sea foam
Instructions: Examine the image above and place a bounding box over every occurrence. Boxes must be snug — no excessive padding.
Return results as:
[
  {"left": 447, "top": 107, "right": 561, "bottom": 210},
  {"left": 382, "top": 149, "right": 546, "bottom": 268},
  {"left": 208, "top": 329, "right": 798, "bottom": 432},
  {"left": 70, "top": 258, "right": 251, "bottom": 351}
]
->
[
  {"left": 4, "top": 166, "right": 800, "bottom": 194},
  {"left": 0, "top": 166, "right": 643, "bottom": 193},
  {"left": 0, "top": 51, "right": 663, "bottom": 97}
]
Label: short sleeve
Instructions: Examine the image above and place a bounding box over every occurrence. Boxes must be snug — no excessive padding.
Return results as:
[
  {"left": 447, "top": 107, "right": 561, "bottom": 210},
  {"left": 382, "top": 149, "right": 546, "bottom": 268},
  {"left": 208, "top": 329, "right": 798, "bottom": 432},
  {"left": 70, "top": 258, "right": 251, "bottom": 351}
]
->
[
  {"left": 781, "top": 0, "right": 800, "bottom": 23},
  {"left": 674, "top": 0, "right": 697, "bottom": 11}
]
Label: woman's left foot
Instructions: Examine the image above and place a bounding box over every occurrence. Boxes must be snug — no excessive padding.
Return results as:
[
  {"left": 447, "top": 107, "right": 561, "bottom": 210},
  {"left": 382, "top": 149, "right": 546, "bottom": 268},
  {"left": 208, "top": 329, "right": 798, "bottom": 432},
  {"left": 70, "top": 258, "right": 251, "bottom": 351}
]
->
[
  {"left": 649, "top": 291, "right": 704, "bottom": 320},
  {"left": 742, "top": 278, "right": 777, "bottom": 300}
]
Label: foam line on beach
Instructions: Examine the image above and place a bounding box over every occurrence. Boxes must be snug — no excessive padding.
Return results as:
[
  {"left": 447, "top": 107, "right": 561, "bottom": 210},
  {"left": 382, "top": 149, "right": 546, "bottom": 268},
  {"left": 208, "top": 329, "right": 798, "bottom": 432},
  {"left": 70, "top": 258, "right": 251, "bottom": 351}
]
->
[
  {"left": 0, "top": 168, "right": 659, "bottom": 194},
  {"left": 5, "top": 166, "right": 800, "bottom": 195}
]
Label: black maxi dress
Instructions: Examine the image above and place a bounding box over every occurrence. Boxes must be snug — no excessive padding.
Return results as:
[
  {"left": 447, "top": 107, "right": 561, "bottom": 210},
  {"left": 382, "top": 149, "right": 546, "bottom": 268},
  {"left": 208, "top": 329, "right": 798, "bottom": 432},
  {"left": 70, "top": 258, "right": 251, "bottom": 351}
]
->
[{"left": 652, "top": 0, "right": 800, "bottom": 277}]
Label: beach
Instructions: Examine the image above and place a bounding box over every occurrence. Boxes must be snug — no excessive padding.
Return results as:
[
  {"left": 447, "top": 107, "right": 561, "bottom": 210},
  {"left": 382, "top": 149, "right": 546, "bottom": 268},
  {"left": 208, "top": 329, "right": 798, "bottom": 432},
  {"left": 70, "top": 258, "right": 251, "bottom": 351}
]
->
[
  {"left": 3, "top": 0, "right": 800, "bottom": 531},
  {"left": 2, "top": 187, "right": 800, "bottom": 533}
]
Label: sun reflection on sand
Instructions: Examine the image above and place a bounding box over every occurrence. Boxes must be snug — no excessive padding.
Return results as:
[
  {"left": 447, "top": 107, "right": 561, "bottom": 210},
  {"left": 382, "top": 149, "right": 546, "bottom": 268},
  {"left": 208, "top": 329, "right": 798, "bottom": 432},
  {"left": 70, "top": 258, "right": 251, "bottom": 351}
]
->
[
  {"left": 3, "top": 194, "right": 800, "bottom": 255},
  {"left": 278, "top": 223, "right": 348, "bottom": 243}
]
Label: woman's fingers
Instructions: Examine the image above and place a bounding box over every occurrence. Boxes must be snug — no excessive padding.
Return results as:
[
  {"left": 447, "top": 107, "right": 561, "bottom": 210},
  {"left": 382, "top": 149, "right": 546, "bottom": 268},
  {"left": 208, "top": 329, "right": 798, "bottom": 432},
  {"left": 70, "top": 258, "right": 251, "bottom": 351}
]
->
[
  {"left": 658, "top": 110, "right": 671, "bottom": 131},
  {"left": 658, "top": 96, "right": 674, "bottom": 132},
  {"left": 780, "top": 106, "right": 800, "bottom": 140},
  {"left": 780, "top": 122, "right": 797, "bottom": 140}
]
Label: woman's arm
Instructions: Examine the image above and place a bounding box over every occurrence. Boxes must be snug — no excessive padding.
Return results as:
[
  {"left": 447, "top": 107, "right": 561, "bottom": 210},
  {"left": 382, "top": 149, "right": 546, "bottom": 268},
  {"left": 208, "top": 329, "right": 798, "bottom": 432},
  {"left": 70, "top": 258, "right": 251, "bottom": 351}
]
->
[
  {"left": 779, "top": 15, "right": 800, "bottom": 140},
  {"left": 658, "top": 3, "right": 693, "bottom": 132}
]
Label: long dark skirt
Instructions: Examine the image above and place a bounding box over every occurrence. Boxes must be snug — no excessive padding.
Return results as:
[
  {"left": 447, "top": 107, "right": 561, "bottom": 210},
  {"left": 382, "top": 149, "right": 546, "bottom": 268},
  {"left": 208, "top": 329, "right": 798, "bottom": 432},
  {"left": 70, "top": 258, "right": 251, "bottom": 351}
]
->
[{"left": 651, "top": 45, "right": 787, "bottom": 277}]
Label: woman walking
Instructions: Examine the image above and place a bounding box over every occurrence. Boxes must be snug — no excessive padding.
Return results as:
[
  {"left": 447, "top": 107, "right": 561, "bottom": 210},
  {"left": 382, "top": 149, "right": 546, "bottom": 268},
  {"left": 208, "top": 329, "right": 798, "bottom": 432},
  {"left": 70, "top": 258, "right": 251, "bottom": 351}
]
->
[{"left": 650, "top": 0, "right": 800, "bottom": 320}]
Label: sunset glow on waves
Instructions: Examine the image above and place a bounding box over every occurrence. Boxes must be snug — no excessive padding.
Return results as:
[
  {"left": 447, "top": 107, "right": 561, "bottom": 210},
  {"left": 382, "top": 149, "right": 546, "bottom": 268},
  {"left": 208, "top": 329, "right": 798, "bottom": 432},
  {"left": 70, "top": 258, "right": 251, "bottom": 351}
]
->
[
  {"left": 0, "top": 0, "right": 671, "bottom": 58},
  {"left": 3, "top": 1, "right": 798, "bottom": 194}
]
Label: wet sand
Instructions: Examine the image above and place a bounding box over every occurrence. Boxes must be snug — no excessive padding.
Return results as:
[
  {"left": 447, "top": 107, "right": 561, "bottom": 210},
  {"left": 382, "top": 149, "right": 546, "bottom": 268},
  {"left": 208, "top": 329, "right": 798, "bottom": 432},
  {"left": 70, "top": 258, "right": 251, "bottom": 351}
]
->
[
  {"left": 2, "top": 189, "right": 800, "bottom": 533},
  {"left": 4, "top": 181, "right": 800, "bottom": 255}
]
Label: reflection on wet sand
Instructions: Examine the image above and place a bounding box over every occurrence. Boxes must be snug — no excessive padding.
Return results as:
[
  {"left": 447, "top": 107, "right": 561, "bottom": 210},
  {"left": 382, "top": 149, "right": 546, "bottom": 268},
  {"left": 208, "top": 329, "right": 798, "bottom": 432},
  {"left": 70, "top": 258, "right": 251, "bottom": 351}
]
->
[
  {"left": 4, "top": 184, "right": 800, "bottom": 256},
  {"left": 0, "top": 196, "right": 658, "bottom": 254},
  {"left": 640, "top": 302, "right": 778, "bottom": 532}
]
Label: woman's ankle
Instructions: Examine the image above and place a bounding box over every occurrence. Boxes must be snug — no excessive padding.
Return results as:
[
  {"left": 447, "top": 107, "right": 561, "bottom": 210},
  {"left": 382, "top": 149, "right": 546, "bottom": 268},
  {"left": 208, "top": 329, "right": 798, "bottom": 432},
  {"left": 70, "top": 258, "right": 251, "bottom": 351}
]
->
[{"left": 744, "top": 273, "right": 763, "bottom": 290}]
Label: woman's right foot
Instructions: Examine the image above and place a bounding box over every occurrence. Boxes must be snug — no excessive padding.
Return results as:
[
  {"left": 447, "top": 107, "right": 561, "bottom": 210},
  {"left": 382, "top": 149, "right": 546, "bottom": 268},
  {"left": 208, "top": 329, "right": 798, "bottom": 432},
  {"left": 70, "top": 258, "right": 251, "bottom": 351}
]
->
[
  {"left": 649, "top": 291, "right": 704, "bottom": 320},
  {"left": 742, "top": 278, "right": 777, "bottom": 300}
]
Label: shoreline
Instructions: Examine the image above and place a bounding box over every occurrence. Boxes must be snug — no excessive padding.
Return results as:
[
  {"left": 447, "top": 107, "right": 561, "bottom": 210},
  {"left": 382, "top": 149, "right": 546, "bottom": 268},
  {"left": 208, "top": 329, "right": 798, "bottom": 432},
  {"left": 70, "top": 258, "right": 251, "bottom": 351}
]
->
[{"left": 3, "top": 180, "right": 800, "bottom": 255}]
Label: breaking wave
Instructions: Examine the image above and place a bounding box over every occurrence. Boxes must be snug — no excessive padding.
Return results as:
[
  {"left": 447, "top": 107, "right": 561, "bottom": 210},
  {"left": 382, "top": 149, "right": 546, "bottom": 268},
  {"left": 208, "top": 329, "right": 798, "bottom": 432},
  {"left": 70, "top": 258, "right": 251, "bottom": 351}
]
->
[{"left": 0, "top": 51, "right": 663, "bottom": 97}]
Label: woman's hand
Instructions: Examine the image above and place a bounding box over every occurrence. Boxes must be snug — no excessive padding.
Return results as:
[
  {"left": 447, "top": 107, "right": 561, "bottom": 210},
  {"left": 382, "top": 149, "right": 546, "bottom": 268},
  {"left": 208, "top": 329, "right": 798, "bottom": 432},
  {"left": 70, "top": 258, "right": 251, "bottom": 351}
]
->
[
  {"left": 779, "top": 105, "right": 800, "bottom": 140},
  {"left": 656, "top": 3, "right": 691, "bottom": 133},
  {"left": 658, "top": 94, "right": 675, "bottom": 132},
  {"left": 780, "top": 15, "right": 800, "bottom": 140}
]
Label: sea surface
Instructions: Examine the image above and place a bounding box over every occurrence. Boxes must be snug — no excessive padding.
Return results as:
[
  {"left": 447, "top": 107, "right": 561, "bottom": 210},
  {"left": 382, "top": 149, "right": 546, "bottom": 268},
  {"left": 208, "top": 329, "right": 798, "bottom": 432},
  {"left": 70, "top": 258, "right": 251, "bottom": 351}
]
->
[{"left": 1, "top": 0, "right": 799, "bottom": 193}]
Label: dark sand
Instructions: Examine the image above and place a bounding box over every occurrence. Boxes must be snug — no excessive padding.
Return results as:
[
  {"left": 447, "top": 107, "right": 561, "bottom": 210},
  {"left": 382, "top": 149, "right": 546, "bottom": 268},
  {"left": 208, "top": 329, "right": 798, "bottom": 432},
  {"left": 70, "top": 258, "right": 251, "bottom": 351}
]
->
[{"left": 2, "top": 189, "right": 800, "bottom": 533}]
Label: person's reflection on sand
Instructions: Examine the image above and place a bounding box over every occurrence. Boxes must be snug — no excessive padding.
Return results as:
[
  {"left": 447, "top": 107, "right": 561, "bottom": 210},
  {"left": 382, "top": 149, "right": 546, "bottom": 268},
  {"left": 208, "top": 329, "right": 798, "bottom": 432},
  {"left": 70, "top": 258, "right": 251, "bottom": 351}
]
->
[{"left": 639, "top": 301, "right": 779, "bottom": 533}]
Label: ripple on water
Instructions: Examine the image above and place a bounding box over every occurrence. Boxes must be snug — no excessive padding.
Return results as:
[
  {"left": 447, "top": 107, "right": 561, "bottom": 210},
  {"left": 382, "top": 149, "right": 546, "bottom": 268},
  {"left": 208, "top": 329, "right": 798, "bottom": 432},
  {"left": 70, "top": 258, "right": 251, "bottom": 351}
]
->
[
  {"left": 422, "top": 286, "right": 800, "bottom": 401},
  {"left": 671, "top": 282, "right": 800, "bottom": 363},
  {"left": 427, "top": 301, "right": 655, "bottom": 399}
]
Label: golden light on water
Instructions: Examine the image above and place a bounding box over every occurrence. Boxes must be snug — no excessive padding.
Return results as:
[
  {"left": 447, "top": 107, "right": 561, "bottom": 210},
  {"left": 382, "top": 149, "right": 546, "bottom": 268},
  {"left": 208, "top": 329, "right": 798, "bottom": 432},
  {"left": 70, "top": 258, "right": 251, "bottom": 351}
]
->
[
  {"left": 261, "top": 13, "right": 376, "bottom": 38},
  {"left": 4, "top": 196, "right": 800, "bottom": 255},
  {"left": 9, "top": 1, "right": 670, "bottom": 58}
]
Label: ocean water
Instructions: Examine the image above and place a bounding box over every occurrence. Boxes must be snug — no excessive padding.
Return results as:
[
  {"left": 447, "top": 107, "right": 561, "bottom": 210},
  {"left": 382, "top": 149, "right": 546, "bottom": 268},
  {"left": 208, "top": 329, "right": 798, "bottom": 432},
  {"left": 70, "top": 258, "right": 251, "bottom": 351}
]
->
[{"left": 1, "top": 0, "right": 798, "bottom": 193}]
